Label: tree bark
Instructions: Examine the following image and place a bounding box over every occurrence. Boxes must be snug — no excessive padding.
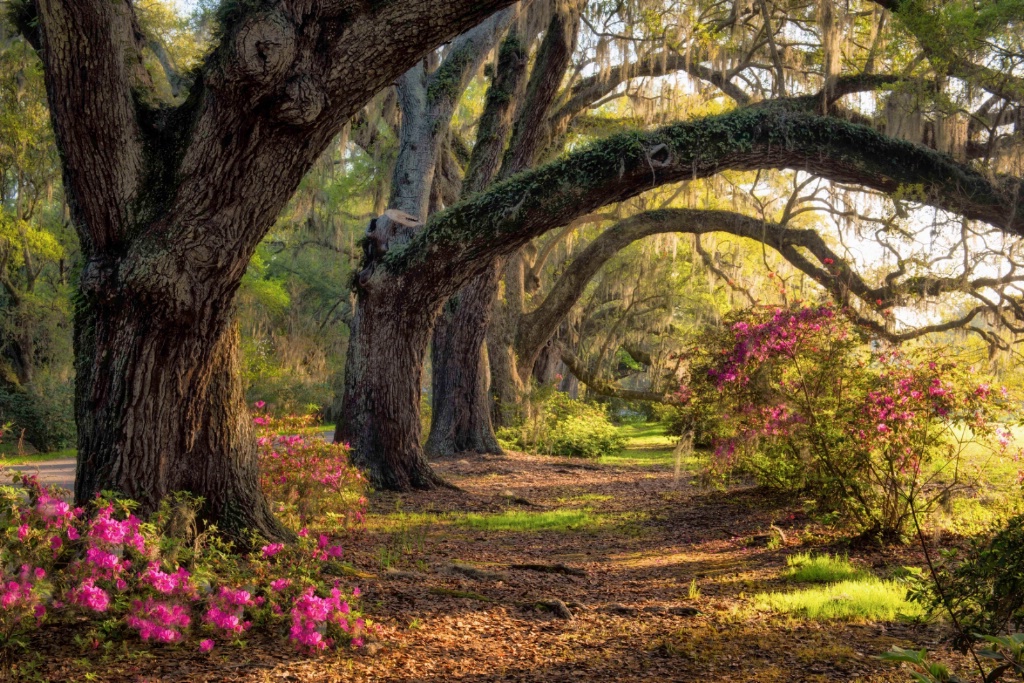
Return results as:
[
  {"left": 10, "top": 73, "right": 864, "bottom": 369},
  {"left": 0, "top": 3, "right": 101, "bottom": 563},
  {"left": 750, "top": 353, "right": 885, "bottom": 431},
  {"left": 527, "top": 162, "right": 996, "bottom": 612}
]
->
[
  {"left": 488, "top": 253, "right": 527, "bottom": 427},
  {"left": 424, "top": 262, "right": 503, "bottom": 457},
  {"left": 337, "top": 212, "right": 447, "bottom": 488},
  {"left": 73, "top": 297, "right": 289, "bottom": 538},
  {"left": 442, "top": 2, "right": 584, "bottom": 435},
  {"left": 423, "top": 30, "right": 528, "bottom": 455}
]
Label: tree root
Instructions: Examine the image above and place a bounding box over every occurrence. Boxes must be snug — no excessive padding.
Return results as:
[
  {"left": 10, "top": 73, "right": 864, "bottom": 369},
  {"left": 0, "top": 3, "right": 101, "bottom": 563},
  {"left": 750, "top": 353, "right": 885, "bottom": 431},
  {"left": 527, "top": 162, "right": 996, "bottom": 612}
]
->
[
  {"left": 510, "top": 562, "right": 587, "bottom": 577},
  {"left": 534, "top": 598, "right": 574, "bottom": 620},
  {"left": 447, "top": 563, "right": 507, "bottom": 581}
]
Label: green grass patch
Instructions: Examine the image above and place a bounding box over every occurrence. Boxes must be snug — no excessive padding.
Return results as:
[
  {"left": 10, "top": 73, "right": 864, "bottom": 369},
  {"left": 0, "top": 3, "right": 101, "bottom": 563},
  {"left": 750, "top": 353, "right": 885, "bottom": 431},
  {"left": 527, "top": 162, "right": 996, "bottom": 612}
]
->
[
  {"left": 461, "top": 508, "right": 597, "bottom": 532},
  {"left": 364, "top": 510, "right": 449, "bottom": 533},
  {"left": 755, "top": 577, "right": 923, "bottom": 621},
  {"left": 784, "top": 553, "right": 869, "bottom": 583},
  {"left": 600, "top": 423, "right": 701, "bottom": 468},
  {"left": 557, "top": 493, "right": 613, "bottom": 505},
  {"left": 0, "top": 448, "right": 76, "bottom": 466}
]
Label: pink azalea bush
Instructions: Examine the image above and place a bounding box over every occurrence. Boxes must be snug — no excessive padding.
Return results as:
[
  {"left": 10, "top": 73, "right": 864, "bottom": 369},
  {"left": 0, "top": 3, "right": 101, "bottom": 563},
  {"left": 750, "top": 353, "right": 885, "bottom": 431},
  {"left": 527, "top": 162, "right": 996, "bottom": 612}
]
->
[
  {"left": 682, "top": 304, "right": 1016, "bottom": 540},
  {"left": 0, "top": 418, "right": 373, "bottom": 655},
  {"left": 254, "top": 410, "right": 366, "bottom": 528}
]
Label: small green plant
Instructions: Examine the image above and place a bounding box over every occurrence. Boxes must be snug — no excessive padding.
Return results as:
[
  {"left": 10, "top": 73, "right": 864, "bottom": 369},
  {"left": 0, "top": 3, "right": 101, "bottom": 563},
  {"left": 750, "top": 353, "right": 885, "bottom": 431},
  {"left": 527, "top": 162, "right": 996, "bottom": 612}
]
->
[
  {"left": 462, "top": 508, "right": 597, "bottom": 532},
  {"left": 784, "top": 553, "right": 869, "bottom": 584},
  {"left": 912, "top": 514, "right": 1024, "bottom": 648},
  {"left": 755, "top": 577, "right": 924, "bottom": 621},
  {"left": 688, "top": 579, "right": 701, "bottom": 600},
  {"left": 884, "top": 634, "right": 1024, "bottom": 683}
]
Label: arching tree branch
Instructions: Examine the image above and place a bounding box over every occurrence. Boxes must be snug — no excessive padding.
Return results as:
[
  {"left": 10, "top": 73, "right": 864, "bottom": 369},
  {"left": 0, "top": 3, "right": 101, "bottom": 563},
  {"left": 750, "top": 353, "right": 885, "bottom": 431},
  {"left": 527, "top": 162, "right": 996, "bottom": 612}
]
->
[
  {"left": 558, "top": 343, "right": 685, "bottom": 404},
  {"left": 384, "top": 108, "right": 1024, "bottom": 298}
]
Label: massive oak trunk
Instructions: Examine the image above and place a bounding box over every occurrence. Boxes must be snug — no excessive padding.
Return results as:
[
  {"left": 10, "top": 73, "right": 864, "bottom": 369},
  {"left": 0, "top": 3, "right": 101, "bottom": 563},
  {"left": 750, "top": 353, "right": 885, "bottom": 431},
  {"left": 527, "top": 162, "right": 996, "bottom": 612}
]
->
[
  {"left": 26, "top": 0, "right": 519, "bottom": 533},
  {"left": 337, "top": 212, "right": 448, "bottom": 487},
  {"left": 74, "top": 294, "right": 285, "bottom": 537}
]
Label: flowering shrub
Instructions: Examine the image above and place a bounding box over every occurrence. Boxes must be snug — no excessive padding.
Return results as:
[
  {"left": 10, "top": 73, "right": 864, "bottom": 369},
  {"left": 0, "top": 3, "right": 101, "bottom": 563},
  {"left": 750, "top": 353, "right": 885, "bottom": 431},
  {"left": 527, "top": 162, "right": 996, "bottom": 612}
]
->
[
  {"left": 683, "top": 304, "right": 1014, "bottom": 540},
  {"left": 254, "top": 409, "right": 366, "bottom": 528},
  {"left": 0, "top": 471, "right": 375, "bottom": 657}
]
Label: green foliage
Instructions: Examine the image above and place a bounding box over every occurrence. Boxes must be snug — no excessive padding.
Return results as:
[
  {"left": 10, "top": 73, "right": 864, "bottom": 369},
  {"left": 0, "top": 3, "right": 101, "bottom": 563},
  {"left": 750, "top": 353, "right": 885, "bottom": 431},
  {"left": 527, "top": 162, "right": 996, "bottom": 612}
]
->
[
  {"left": 0, "top": 369, "right": 74, "bottom": 451},
  {"left": 662, "top": 400, "right": 724, "bottom": 449},
  {"left": 884, "top": 635, "right": 1024, "bottom": 683},
  {"left": 497, "top": 391, "right": 625, "bottom": 458},
  {"left": 918, "top": 515, "right": 1024, "bottom": 649},
  {"left": 755, "top": 577, "right": 924, "bottom": 622},
  {"left": 785, "top": 553, "right": 869, "bottom": 584}
]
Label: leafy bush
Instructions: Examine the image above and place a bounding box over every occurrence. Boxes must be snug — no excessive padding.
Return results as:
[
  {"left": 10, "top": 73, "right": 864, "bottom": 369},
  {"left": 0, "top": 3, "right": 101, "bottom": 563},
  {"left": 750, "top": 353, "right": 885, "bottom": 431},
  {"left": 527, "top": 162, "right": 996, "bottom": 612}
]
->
[
  {"left": 913, "top": 514, "right": 1024, "bottom": 650},
  {"left": 0, "top": 369, "right": 75, "bottom": 452},
  {"left": 497, "top": 391, "right": 625, "bottom": 458},
  {"left": 681, "top": 304, "right": 1012, "bottom": 540},
  {"left": 0, "top": 407, "right": 375, "bottom": 661},
  {"left": 661, "top": 401, "right": 723, "bottom": 449},
  {"left": 884, "top": 635, "right": 1024, "bottom": 683}
]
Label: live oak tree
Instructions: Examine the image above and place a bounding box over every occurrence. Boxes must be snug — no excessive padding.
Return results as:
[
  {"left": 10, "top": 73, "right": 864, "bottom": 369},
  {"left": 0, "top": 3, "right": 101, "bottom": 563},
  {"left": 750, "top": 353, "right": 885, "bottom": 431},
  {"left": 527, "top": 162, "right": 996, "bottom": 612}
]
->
[
  {"left": 10, "top": 0, "right": 521, "bottom": 538},
  {"left": 11, "top": 0, "right": 1024, "bottom": 520},
  {"left": 336, "top": 97, "right": 1024, "bottom": 488},
  {"left": 337, "top": 0, "right": 1024, "bottom": 485}
]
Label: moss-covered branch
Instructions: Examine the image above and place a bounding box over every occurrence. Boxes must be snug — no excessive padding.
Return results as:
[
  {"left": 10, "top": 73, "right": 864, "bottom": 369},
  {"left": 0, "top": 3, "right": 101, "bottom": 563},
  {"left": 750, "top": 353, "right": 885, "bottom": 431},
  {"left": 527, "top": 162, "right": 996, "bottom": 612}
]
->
[{"left": 385, "top": 108, "right": 1024, "bottom": 297}]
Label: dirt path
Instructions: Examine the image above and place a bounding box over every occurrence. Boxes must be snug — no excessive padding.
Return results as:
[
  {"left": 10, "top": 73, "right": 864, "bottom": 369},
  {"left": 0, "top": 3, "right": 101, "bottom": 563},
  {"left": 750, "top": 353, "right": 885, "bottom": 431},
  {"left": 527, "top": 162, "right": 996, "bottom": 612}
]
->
[
  {"left": 337, "top": 450, "right": 950, "bottom": 682},
  {"left": 15, "top": 446, "right": 966, "bottom": 682}
]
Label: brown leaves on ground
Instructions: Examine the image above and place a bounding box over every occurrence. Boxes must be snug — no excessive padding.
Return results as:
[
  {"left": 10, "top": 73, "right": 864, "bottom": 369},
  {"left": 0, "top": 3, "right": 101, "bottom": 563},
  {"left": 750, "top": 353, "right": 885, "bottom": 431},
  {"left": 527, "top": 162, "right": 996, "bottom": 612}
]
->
[{"left": 5, "top": 450, "right": 972, "bottom": 682}]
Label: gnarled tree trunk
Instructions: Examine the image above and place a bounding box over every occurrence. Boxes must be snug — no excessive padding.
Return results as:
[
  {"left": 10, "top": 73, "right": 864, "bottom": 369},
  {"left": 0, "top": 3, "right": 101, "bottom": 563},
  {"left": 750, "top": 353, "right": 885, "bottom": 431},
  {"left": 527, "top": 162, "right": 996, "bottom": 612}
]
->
[
  {"left": 337, "top": 212, "right": 448, "bottom": 488},
  {"left": 74, "top": 298, "right": 285, "bottom": 536},
  {"left": 424, "top": 263, "right": 503, "bottom": 457},
  {"left": 25, "top": 0, "right": 519, "bottom": 532}
]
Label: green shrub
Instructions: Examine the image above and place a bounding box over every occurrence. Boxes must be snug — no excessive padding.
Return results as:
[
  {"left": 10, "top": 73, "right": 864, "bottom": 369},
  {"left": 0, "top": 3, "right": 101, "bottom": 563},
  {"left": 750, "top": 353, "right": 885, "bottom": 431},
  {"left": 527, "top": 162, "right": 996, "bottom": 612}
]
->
[
  {"left": 499, "top": 392, "right": 625, "bottom": 458},
  {"left": 915, "top": 514, "right": 1024, "bottom": 650},
  {"left": 0, "top": 369, "right": 74, "bottom": 452},
  {"left": 661, "top": 402, "right": 723, "bottom": 449}
]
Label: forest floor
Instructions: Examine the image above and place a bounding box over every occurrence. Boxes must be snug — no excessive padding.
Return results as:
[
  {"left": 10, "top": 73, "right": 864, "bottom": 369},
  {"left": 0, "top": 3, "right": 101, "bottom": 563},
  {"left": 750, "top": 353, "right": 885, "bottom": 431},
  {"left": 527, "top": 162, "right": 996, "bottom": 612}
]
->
[{"left": 11, "top": 424, "right": 989, "bottom": 683}]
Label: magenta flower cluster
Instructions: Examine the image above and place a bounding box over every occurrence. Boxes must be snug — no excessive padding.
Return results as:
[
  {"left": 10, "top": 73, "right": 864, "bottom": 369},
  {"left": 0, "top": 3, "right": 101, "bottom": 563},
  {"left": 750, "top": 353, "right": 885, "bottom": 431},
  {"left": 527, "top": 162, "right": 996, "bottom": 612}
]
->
[
  {"left": 290, "top": 586, "right": 365, "bottom": 652},
  {"left": 0, "top": 472, "right": 371, "bottom": 654},
  {"left": 708, "top": 305, "right": 839, "bottom": 387},
  {"left": 254, "top": 408, "right": 367, "bottom": 528}
]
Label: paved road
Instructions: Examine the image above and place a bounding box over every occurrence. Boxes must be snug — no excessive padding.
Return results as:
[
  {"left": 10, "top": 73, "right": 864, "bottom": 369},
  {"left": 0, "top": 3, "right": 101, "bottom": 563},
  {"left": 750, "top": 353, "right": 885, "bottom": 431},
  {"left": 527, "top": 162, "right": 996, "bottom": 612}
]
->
[
  {"left": 2, "top": 431, "right": 336, "bottom": 495},
  {"left": 2, "top": 458, "right": 77, "bottom": 492}
]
